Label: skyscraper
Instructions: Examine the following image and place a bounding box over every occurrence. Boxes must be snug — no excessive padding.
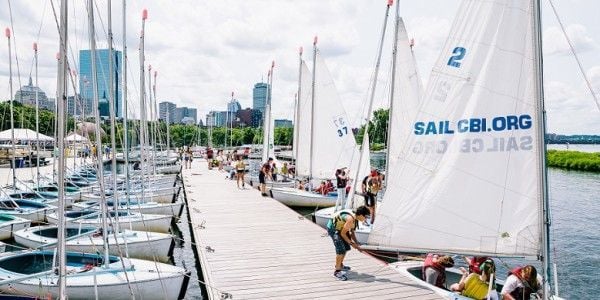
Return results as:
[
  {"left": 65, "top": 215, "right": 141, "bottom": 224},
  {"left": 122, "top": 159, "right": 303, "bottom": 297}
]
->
[
  {"left": 159, "top": 101, "right": 176, "bottom": 123},
  {"left": 252, "top": 82, "right": 269, "bottom": 123},
  {"left": 79, "top": 49, "right": 123, "bottom": 118},
  {"left": 174, "top": 107, "right": 198, "bottom": 124}
]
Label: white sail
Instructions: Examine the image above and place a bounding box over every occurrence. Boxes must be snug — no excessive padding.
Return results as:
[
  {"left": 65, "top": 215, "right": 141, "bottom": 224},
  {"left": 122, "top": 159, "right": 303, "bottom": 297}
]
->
[
  {"left": 386, "top": 17, "right": 423, "bottom": 179},
  {"left": 310, "top": 52, "right": 361, "bottom": 179},
  {"left": 369, "top": 0, "right": 542, "bottom": 257},
  {"left": 261, "top": 102, "right": 276, "bottom": 163},
  {"left": 295, "top": 62, "right": 313, "bottom": 177}
]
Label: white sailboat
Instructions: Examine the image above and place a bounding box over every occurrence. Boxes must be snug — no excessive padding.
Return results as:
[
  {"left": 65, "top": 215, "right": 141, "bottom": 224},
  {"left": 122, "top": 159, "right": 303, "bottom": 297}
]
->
[
  {"left": 271, "top": 38, "right": 363, "bottom": 207},
  {"left": 363, "top": 1, "right": 562, "bottom": 299}
]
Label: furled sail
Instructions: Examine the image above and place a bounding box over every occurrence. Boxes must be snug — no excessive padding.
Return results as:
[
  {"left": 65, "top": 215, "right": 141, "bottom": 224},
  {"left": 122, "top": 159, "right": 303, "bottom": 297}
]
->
[
  {"left": 369, "top": 0, "right": 542, "bottom": 257},
  {"left": 295, "top": 62, "right": 313, "bottom": 177}
]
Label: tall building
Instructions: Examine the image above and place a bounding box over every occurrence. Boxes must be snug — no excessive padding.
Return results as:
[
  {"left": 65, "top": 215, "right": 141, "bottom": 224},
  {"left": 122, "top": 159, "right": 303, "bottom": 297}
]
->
[
  {"left": 174, "top": 107, "right": 197, "bottom": 124},
  {"left": 227, "top": 98, "right": 242, "bottom": 114},
  {"left": 252, "top": 82, "right": 269, "bottom": 123},
  {"left": 206, "top": 111, "right": 227, "bottom": 127},
  {"left": 14, "top": 77, "right": 53, "bottom": 110},
  {"left": 159, "top": 101, "right": 176, "bottom": 123},
  {"left": 79, "top": 49, "right": 123, "bottom": 118}
]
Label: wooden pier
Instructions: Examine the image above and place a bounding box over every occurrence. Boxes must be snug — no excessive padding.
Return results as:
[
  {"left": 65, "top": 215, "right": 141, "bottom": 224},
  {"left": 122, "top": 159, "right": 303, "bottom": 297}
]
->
[{"left": 183, "top": 160, "right": 442, "bottom": 300}]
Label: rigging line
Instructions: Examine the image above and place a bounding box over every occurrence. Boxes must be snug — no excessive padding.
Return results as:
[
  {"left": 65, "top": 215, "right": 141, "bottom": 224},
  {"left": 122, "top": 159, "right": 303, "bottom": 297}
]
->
[
  {"left": 7, "top": 0, "right": 24, "bottom": 98},
  {"left": 547, "top": 0, "right": 600, "bottom": 112},
  {"left": 27, "top": 0, "right": 49, "bottom": 78}
]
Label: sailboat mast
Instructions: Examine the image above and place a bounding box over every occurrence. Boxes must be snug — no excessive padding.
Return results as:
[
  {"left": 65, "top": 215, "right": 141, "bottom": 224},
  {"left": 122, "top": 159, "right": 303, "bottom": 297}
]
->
[
  {"left": 87, "top": 0, "right": 111, "bottom": 268},
  {"left": 5, "top": 28, "right": 16, "bottom": 190},
  {"left": 268, "top": 61, "right": 274, "bottom": 156},
  {"left": 148, "top": 65, "right": 156, "bottom": 174},
  {"left": 56, "top": 0, "right": 68, "bottom": 296},
  {"left": 139, "top": 9, "right": 148, "bottom": 194},
  {"left": 34, "top": 43, "right": 40, "bottom": 187},
  {"left": 230, "top": 92, "right": 234, "bottom": 148},
  {"left": 293, "top": 47, "right": 303, "bottom": 170},
  {"left": 261, "top": 67, "right": 272, "bottom": 162},
  {"left": 309, "top": 36, "right": 317, "bottom": 181},
  {"left": 384, "top": 0, "right": 399, "bottom": 178},
  {"left": 122, "top": 0, "right": 130, "bottom": 199},
  {"left": 532, "top": 0, "right": 552, "bottom": 298},
  {"left": 349, "top": 0, "right": 392, "bottom": 203},
  {"left": 108, "top": 0, "right": 120, "bottom": 216}
]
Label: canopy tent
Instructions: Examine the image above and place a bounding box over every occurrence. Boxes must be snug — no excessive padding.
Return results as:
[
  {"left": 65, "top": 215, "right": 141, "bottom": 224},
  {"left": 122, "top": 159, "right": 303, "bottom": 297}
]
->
[
  {"left": 0, "top": 128, "right": 54, "bottom": 142},
  {"left": 65, "top": 132, "right": 89, "bottom": 143}
]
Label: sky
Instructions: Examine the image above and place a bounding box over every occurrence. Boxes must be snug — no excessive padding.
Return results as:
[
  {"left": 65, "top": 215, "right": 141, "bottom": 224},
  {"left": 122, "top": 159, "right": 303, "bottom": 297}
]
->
[{"left": 0, "top": 0, "right": 598, "bottom": 135}]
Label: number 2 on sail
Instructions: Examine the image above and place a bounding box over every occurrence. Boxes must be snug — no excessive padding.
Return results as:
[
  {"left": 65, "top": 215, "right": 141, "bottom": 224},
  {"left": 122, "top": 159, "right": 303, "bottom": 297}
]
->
[{"left": 447, "top": 46, "right": 466, "bottom": 68}]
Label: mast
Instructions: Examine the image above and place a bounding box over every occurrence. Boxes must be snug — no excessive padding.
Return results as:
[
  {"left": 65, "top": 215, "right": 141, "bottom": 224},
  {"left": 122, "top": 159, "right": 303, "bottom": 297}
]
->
[
  {"left": 153, "top": 71, "right": 159, "bottom": 153},
  {"left": 148, "top": 64, "right": 156, "bottom": 174},
  {"left": 122, "top": 0, "right": 130, "bottom": 200},
  {"left": 34, "top": 43, "right": 40, "bottom": 188},
  {"left": 293, "top": 47, "right": 303, "bottom": 171},
  {"left": 261, "top": 64, "right": 273, "bottom": 163},
  {"left": 56, "top": 0, "right": 68, "bottom": 296},
  {"left": 384, "top": 0, "right": 400, "bottom": 177},
  {"left": 108, "top": 0, "right": 120, "bottom": 216},
  {"left": 348, "top": 0, "right": 392, "bottom": 206},
  {"left": 87, "top": 0, "right": 110, "bottom": 268},
  {"left": 5, "top": 28, "right": 16, "bottom": 190},
  {"left": 230, "top": 92, "right": 234, "bottom": 148},
  {"left": 139, "top": 9, "right": 148, "bottom": 193},
  {"left": 532, "top": 0, "right": 552, "bottom": 298},
  {"left": 268, "top": 61, "right": 274, "bottom": 157},
  {"left": 309, "top": 36, "right": 317, "bottom": 181}
]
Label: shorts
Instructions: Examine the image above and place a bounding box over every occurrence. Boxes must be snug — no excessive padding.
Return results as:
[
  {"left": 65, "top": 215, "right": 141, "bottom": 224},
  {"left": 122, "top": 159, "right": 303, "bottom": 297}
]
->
[
  {"left": 364, "top": 192, "right": 376, "bottom": 207},
  {"left": 184, "top": 157, "right": 189, "bottom": 161},
  {"left": 236, "top": 170, "right": 244, "bottom": 174},
  {"left": 258, "top": 172, "right": 266, "bottom": 184},
  {"left": 328, "top": 227, "right": 350, "bottom": 255}
]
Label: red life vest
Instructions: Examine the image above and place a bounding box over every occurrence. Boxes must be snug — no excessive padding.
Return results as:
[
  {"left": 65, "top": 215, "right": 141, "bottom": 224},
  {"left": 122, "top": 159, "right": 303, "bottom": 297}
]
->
[
  {"left": 422, "top": 254, "right": 446, "bottom": 288},
  {"left": 468, "top": 256, "right": 489, "bottom": 274},
  {"left": 507, "top": 267, "right": 536, "bottom": 300}
]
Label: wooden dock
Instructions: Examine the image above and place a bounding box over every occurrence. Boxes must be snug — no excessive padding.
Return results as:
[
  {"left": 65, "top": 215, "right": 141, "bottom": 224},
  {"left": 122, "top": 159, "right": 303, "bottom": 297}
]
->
[{"left": 182, "top": 160, "right": 442, "bottom": 300}]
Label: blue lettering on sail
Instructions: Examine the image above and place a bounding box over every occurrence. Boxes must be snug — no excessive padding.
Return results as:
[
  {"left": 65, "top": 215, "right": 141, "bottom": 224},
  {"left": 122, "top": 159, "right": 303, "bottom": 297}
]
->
[
  {"left": 413, "top": 114, "right": 532, "bottom": 135},
  {"left": 447, "top": 47, "right": 467, "bottom": 68}
]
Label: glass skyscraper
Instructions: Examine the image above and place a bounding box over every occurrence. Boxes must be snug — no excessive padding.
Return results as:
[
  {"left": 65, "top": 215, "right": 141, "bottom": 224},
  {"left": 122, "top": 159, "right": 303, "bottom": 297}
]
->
[
  {"left": 79, "top": 49, "right": 123, "bottom": 118},
  {"left": 252, "top": 83, "right": 269, "bottom": 121}
]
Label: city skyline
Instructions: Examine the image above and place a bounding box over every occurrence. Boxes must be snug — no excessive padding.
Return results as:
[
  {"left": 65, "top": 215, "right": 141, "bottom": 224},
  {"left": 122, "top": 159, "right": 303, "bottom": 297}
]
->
[{"left": 0, "top": 1, "right": 598, "bottom": 134}]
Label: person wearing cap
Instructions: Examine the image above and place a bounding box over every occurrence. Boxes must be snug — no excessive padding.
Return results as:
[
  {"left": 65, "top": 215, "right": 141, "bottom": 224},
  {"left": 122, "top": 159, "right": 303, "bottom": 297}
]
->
[
  {"left": 258, "top": 158, "right": 273, "bottom": 196},
  {"left": 451, "top": 258, "right": 499, "bottom": 299},
  {"left": 423, "top": 253, "right": 454, "bottom": 288},
  {"left": 361, "top": 169, "right": 381, "bottom": 224},
  {"left": 327, "top": 206, "right": 370, "bottom": 281}
]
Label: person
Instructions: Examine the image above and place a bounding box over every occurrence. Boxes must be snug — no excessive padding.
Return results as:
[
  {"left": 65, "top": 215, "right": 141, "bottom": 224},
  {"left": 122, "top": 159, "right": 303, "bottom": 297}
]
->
[
  {"left": 314, "top": 181, "right": 327, "bottom": 195},
  {"left": 259, "top": 158, "right": 273, "bottom": 196},
  {"left": 335, "top": 168, "right": 349, "bottom": 211},
  {"left": 271, "top": 163, "right": 278, "bottom": 182},
  {"left": 281, "top": 162, "right": 289, "bottom": 177},
  {"left": 133, "top": 161, "right": 141, "bottom": 171},
  {"left": 325, "top": 179, "right": 334, "bottom": 194},
  {"left": 187, "top": 149, "right": 193, "bottom": 168},
  {"left": 451, "top": 259, "right": 499, "bottom": 300},
  {"left": 91, "top": 145, "right": 97, "bottom": 159},
  {"left": 362, "top": 169, "right": 381, "bottom": 224},
  {"left": 104, "top": 146, "right": 111, "bottom": 159},
  {"left": 423, "top": 253, "right": 455, "bottom": 289},
  {"left": 464, "top": 256, "right": 490, "bottom": 275},
  {"left": 297, "top": 180, "right": 305, "bottom": 190},
  {"left": 326, "top": 206, "right": 370, "bottom": 281},
  {"left": 216, "top": 150, "right": 224, "bottom": 171},
  {"left": 183, "top": 149, "right": 190, "bottom": 169},
  {"left": 501, "top": 265, "right": 542, "bottom": 300},
  {"left": 235, "top": 156, "right": 246, "bottom": 189}
]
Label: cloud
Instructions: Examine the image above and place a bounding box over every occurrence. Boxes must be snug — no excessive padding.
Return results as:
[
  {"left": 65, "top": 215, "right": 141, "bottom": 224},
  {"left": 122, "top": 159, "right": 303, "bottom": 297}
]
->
[{"left": 544, "top": 24, "right": 598, "bottom": 56}]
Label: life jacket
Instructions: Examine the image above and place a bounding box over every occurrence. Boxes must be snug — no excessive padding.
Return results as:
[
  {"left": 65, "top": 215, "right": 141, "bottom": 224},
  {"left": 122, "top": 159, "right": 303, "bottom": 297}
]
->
[
  {"left": 366, "top": 177, "right": 380, "bottom": 194},
  {"left": 508, "top": 267, "right": 536, "bottom": 300},
  {"left": 331, "top": 209, "right": 358, "bottom": 232},
  {"left": 236, "top": 161, "right": 245, "bottom": 171},
  {"left": 422, "top": 254, "right": 446, "bottom": 288},
  {"left": 469, "top": 256, "right": 488, "bottom": 274}
]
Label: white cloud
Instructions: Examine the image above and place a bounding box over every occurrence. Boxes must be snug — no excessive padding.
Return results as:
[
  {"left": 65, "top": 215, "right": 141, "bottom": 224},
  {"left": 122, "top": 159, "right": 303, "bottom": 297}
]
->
[{"left": 544, "top": 24, "right": 598, "bottom": 56}]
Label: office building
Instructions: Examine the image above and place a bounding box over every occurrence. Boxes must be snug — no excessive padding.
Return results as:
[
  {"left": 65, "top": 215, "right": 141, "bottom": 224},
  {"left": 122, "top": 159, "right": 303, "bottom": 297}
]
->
[
  {"left": 159, "top": 101, "right": 176, "bottom": 123},
  {"left": 252, "top": 82, "right": 269, "bottom": 124},
  {"left": 14, "top": 77, "right": 54, "bottom": 110},
  {"left": 174, "top": 107, "right": 197, "bottom": 124},
  {"left": 274, "top": 119, "right": 293, "bottom": 128},
  {"left": 79, "top": 49, "right": 123, "bottom": 118}
]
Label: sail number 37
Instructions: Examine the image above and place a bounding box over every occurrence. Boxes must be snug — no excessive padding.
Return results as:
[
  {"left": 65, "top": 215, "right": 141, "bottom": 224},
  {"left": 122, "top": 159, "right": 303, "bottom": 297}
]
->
[{"left": 333, "top": 116, "right": 348, "bottom": 137}]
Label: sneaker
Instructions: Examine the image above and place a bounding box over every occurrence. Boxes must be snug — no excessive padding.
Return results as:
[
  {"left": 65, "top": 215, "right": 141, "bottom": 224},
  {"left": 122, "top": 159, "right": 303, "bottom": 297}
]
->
[
  {"left": 333, "top": 271, "right": 347, "bottom": 281},
  {"left": 341, "top": 265, "right": 351, "bottom": 271},
  {"left": 261, "top": 193, "right": 268, "bottom": 197}
]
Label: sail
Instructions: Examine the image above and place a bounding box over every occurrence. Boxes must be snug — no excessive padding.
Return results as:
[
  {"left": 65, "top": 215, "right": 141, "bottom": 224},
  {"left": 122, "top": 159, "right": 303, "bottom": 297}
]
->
[
  {"left": 295, "top": 62, "right": 313, "bottom": 176},
  {"left": 386, "top": 18, "right": 423, "bottom": 179},
  {"left": 310, "top": 52, "right": 361, "bottom": 179},
  {"left": 369, "top": 0, "right": 542, "bottom": 257}
]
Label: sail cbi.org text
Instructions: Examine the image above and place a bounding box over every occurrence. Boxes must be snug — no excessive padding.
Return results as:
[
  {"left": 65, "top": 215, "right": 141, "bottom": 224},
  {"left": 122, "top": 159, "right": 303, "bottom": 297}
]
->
[{"left": 412, "top": 114, "right": 533, "bottom": 154}]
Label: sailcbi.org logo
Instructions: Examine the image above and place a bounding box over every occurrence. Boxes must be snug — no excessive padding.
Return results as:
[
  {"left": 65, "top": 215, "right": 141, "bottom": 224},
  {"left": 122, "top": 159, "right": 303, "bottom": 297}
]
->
[{"left": 411, "top": 114, "right": 534, "bottom": 154}]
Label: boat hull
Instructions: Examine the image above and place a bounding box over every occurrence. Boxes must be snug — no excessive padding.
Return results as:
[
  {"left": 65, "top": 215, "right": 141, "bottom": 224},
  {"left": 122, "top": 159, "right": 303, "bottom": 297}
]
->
[
  {"left": 46, "top": 213, "right": 173, "bottom": 233},
  {"left": 270, "top": 187, "right": 336, "bottom": 208}
]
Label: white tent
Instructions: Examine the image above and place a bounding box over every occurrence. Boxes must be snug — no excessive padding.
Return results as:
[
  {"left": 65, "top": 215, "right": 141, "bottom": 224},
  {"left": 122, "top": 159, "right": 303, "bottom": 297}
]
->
[
  {"left": 65, "top": 132, "right": 89, "bottom": 143},
  {"left": 0, "top": 128, "right": 54, "bottom": 142}
]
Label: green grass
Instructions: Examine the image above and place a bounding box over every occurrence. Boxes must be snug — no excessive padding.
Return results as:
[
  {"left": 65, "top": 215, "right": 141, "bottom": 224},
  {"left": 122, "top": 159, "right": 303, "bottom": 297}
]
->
[{"left": 546, "top": 150, "right": 600, "bottom": 172}]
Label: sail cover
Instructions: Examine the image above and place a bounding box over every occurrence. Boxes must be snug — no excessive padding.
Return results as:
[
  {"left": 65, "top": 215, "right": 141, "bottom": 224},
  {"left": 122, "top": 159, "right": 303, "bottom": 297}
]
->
[{"left": 369, "top": 0, "right": 542, "bottom": 257}]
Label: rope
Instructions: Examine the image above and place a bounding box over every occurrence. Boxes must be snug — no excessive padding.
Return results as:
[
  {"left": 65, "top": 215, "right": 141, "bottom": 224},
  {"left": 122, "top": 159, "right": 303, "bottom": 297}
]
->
[{"left": 547, "top": 0, "right": 600, "bottom": 112}]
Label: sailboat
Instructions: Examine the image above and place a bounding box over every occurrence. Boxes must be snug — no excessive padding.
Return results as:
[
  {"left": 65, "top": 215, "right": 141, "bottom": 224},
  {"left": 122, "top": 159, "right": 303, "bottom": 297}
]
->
[
  {"left": 270, "top": 38, "right": 364, "bottom": 207},
  {"left": 363, "top": 1, "right": 562, "bottom": 299},
  {"left": 0, "top": 4, "right": 190, "bottom": 299}
]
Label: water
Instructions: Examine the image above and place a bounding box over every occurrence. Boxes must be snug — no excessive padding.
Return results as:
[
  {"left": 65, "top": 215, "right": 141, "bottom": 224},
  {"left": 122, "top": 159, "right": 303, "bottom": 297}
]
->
[{"left": 546, "top": 143, "right": 600, "bottom": 153}]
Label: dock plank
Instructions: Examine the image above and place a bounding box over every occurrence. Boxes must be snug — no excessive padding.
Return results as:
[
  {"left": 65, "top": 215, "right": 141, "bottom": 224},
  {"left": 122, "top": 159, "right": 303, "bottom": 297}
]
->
[{"left": 183, "top": 160, "right": 442, "bottom": 300}]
